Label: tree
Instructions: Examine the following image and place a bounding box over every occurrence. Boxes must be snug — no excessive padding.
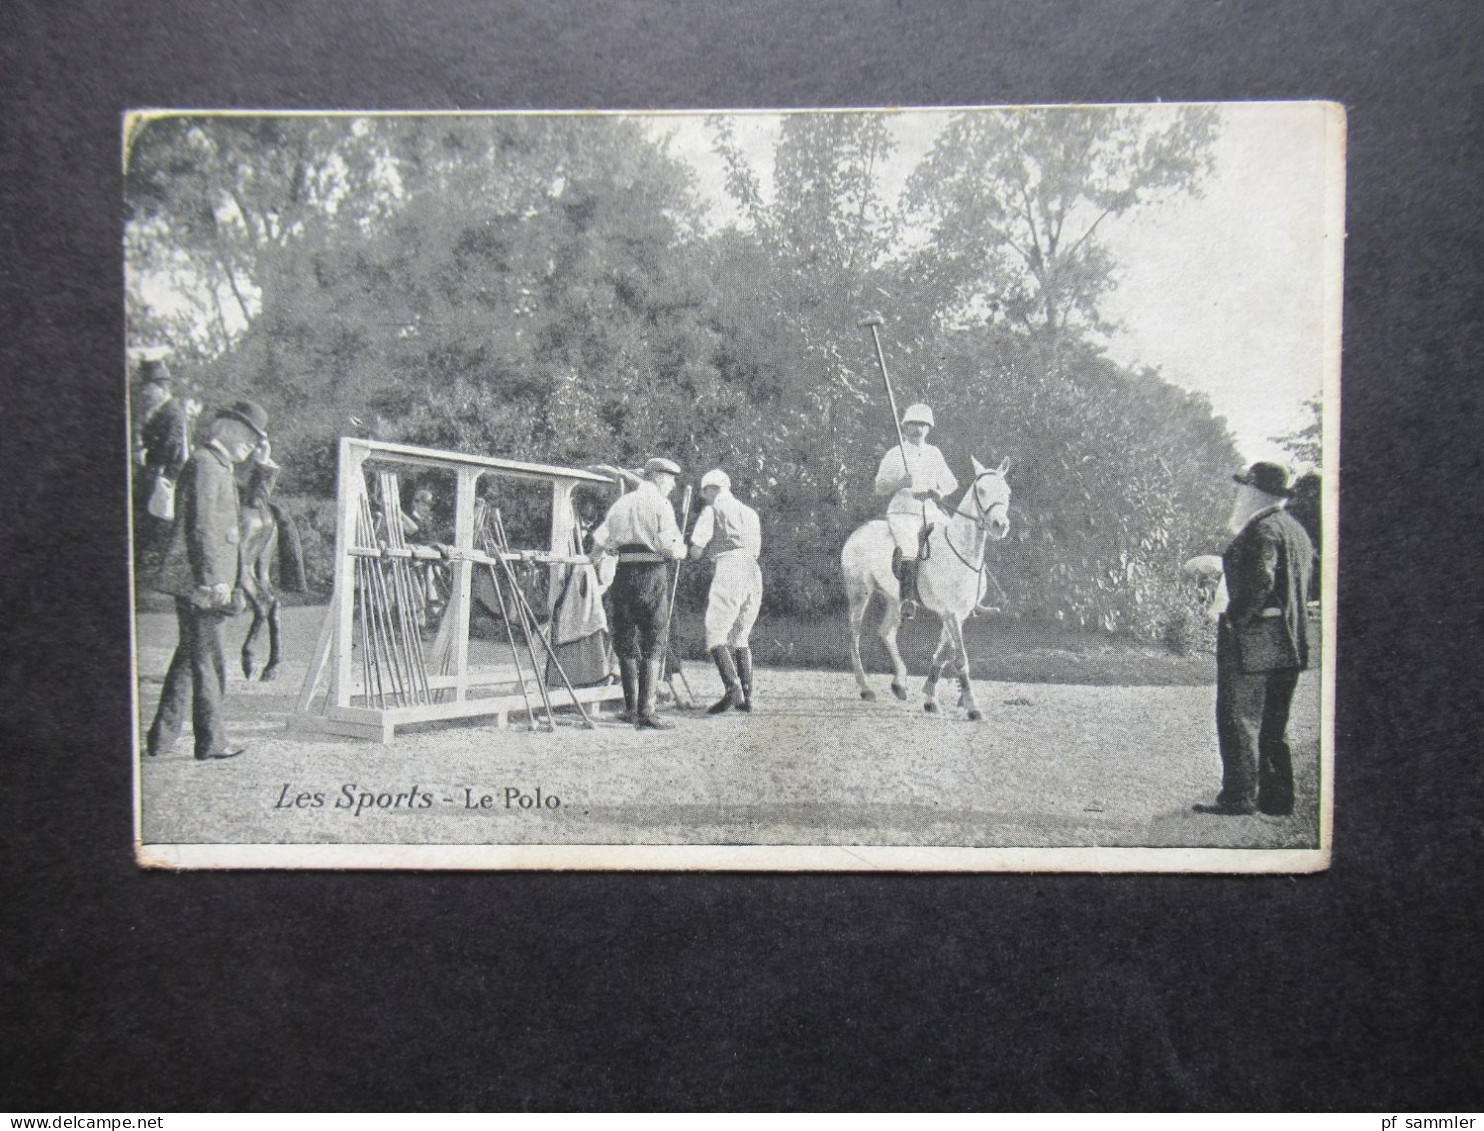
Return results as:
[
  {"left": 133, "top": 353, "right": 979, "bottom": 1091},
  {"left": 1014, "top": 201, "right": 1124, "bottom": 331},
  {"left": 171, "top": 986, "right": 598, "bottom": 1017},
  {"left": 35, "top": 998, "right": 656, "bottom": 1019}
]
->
[
  {"left": 704, "top": 113, "right": 938, "bottom": 611},
  {"left": 127, "top": 111, "right": 1251, "bottom": 638},
  {"left": 905, "top": 107, "right": 1218, "bottom": 369},
  {"left": 125, "top": 115, "right": 399, "bottom": 360},
  {"left": 1270, "top": 396, "right": 1322, "bottom": 469},
  {"left": 195, "top": 115, "right": 734, "bottom": 497}
]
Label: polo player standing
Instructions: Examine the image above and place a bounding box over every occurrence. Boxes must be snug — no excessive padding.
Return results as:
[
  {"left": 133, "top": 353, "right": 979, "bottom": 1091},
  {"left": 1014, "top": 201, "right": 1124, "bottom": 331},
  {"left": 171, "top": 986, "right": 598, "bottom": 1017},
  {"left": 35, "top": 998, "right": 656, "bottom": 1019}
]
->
[
  {"left": 873, "top": 403, "right": 958, "bottom": 619},
  {"left": 688, "top": 468, "right": 763, "bottom": 714},
  {"left": 589, "top": 457, "right": 688, "bottom": 730}
]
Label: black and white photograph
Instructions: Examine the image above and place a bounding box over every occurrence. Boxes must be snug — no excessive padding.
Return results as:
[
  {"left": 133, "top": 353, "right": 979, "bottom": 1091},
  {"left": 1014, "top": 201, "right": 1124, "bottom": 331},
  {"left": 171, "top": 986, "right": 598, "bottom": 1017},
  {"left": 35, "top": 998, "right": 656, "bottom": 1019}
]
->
[
  {"left": 126, "top": 103, "right": 1341, "bottom": 871},
  {"left": 9, "top": 0, "right": 1484, "bottom": 1115}
]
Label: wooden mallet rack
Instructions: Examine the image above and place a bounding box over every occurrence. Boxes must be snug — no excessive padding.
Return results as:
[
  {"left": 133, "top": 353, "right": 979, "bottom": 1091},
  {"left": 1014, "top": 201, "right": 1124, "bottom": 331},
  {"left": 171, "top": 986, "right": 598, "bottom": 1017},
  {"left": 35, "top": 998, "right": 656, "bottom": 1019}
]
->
[{"left": 295, "top": 438, "right": 622, "bottom": 742}]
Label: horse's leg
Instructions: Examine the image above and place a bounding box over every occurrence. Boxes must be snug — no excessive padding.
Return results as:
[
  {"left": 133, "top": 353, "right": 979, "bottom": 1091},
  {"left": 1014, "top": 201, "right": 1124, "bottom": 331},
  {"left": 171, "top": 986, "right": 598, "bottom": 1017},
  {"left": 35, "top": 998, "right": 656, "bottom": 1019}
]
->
[
  {"left": 241, "top": 596, "right": 264, "bottom": 680},
  {"left": 847, "top": 584, "right": 876, "bottom": 700},
  {"left": 946, "top": 615, "right": 982, "bottom": 721},
  {"left": 922, "top": 621, "right": 953, "bottom": 713},
  {"left": 260, "top": 596, "right": 282, "bottom": 682},
  {"left": 879, "top": 595, "right": 909, "bottom": 700}
]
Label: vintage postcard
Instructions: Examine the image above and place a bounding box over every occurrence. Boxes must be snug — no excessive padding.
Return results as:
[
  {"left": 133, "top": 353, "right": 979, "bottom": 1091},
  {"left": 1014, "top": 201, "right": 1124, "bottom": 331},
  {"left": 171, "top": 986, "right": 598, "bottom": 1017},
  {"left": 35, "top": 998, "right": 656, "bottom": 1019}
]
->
[{"left": 125, "top": 103, "right": 1342, "bottom": 871}]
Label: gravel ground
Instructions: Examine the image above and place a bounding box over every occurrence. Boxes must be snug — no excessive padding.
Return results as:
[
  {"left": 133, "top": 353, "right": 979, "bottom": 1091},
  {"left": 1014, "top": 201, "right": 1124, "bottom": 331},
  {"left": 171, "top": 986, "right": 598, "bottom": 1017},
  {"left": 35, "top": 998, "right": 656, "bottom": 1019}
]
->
[{"left": 135, "top": 605, "right": 1322, "bottom": 852}]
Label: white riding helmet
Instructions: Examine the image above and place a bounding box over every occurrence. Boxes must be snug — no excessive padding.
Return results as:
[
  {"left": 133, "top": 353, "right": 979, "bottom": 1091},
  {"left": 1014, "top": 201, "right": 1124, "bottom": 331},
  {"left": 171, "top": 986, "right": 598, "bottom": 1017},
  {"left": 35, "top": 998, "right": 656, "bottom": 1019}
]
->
[
  {"left": 901, "top": 403, "right": 935, "bottom": 429},
  {"left": 700, "top": 469, "right": 730, "bottom": 491}
]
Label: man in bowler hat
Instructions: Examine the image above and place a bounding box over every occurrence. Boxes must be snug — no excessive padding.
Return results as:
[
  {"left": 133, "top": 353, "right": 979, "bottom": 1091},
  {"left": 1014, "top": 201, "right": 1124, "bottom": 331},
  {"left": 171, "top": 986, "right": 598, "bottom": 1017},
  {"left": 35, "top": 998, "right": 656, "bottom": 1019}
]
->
[
  {"left": 1196, "top": 461, "right": 1316, "bottom": 816},
  {"left": 146, "top": 400, "right": 272, "bottom": 760}
]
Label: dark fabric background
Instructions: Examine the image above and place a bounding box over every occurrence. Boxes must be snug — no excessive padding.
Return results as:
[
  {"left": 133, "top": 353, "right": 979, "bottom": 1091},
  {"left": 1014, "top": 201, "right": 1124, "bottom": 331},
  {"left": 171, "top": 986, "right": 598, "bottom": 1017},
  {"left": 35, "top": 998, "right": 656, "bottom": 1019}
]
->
[{"left": 2, "top": 0, "right": 1480, "bottom": 1112}]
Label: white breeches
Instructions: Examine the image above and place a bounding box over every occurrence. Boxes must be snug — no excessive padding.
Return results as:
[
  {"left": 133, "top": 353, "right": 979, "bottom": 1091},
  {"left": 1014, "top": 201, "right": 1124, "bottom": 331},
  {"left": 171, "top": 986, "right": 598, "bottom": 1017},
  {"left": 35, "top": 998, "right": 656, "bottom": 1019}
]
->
[
  {"left": 886, "top": 513, "right": 924, "bottom": 558},
  {"left": 887, "top": 494, "right": 950, "bottom": 558},
  {"left": 704, "top": 553, "right": 763, "bottom": 650}
]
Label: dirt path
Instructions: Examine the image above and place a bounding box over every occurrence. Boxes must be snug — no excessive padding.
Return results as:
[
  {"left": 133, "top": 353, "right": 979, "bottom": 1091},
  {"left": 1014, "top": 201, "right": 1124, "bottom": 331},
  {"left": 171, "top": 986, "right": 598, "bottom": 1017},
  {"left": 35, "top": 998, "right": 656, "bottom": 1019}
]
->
[{"left": 134, "top": 606, "right": 1321, "bottom": 852}]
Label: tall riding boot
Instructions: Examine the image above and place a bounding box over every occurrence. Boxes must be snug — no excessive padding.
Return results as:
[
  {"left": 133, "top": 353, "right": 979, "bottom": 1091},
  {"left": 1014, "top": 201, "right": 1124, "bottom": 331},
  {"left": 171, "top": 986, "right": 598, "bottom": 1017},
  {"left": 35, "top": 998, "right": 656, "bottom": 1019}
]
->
[
  {"left": 707, "top": 645, "right": 745, "bottom": 714},
  {"left": 616, "top": 656, "right": 639, "bottom": 723},
  {"left": 734, "top": 647, "right": 754, "bottom": 712},
  {"left": 636, "top": 656, "right": 673, "bottom": 730},
  {"left": 899, "top": 558, "right": 921, "bottom": 620}
]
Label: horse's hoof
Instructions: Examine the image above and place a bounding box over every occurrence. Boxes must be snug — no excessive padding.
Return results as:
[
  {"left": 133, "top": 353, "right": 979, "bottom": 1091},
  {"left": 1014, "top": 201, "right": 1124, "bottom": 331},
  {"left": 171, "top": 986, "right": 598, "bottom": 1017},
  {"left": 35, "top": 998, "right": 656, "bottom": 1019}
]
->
[
  {"left": 241, "top": 660, "right": 255, "bottom": 680},
  {"left": 923, "top": 701, "right": 938, "bottom": 714},
  {"left": 967, "top": 709, "right": 983, "bottom": 722},
  {"left": 860, "top": 689, "right": 876, "bottom": 701},
  {"left": 890, "top": 683, "right": 908, "bottom": 701},
  {"left": 260, "top": 667, "right": 280, "bottom": 683}
]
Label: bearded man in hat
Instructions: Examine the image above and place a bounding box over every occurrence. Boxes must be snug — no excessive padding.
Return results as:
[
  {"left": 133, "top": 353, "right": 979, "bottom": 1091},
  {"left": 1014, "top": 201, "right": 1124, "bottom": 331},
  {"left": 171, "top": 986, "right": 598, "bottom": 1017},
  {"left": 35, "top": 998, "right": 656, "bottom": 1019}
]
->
[
  {"left": 145, "top": 400, "right": 273, "bottom": 760},
  {"left": 874, "top": 403, "right": 958, "bottom": 619},
  {"left": 688, "top": 469, "right": 763, "bottom": 714},
  {"left": 1195, "top": 461, "right": 1316, "bottom": 817},
  {"left": 589, "top": 457, "right": 687, "bottom": 730}
]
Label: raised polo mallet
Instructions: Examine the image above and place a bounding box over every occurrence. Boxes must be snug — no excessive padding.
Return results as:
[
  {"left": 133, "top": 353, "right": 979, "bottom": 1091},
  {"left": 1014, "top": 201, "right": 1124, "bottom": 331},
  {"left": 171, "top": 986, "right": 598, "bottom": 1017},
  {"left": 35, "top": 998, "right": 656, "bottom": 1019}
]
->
[{"left": 860, "top": 314, "right": 907, "bottom": 456}]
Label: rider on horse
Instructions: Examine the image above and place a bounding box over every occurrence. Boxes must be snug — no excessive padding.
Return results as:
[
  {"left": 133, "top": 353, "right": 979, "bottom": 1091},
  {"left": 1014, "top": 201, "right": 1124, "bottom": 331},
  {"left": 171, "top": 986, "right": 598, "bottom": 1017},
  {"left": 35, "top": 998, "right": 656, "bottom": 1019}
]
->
[{"left": 873, "top": 403, "right": 958, "bottom": 620}]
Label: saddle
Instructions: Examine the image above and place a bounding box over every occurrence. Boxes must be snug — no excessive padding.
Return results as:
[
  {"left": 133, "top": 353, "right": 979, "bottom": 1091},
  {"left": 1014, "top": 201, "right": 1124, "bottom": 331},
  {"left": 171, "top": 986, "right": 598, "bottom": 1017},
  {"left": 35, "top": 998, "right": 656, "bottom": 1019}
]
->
[{"left": 890, "top": 523, "right": 935, "bottom": 580}]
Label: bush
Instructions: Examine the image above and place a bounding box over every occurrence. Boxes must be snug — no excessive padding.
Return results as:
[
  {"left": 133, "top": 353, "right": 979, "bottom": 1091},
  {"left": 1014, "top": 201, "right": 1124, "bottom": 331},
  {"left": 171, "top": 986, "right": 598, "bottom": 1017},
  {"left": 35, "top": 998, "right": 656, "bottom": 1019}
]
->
[{"left": 1160, "top": 602, "right": 1217, "bottom": 656}]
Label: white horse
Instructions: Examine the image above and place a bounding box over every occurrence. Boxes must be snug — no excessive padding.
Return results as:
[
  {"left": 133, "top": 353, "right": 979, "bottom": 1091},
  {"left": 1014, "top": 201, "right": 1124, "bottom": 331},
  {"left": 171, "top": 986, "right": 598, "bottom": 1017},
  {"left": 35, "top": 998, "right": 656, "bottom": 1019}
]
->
[{"left": 842, "top": 457, "right": 1012, "bottom": 720}]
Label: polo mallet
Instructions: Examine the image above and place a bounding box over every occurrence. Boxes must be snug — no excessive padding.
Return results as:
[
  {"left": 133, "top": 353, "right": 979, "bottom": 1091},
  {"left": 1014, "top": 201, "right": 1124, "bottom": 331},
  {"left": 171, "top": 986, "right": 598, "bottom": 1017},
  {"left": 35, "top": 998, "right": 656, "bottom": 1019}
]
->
[
  {"left": 491, "top": 558, "right": 541, "bottom": 730},
  {"left": 493, "top": 509, "right": 596, "bottom": 730},
  {"left": 860, "top": 314, "right": 908, "bottom": 457},
  {"left": 473, "top": 503, "right": 542, "bottom": 730},
  {"left": 477, "top": 506, "right": 539, "bottom": 731},
  {"left": 659, "top": 484, "right": 695, "bottom": 707},
  {"left": 488, "top": 511, "right": 558, "bottom": 729}
]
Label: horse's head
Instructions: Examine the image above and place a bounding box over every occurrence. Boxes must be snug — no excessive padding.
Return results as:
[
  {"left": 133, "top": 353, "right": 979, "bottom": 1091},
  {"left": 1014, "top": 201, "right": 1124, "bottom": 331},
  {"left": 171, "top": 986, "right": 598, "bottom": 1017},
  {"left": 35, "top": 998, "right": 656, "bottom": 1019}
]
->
[{"left": 965, "top": 456, "right": 1012, "bottom": 541}]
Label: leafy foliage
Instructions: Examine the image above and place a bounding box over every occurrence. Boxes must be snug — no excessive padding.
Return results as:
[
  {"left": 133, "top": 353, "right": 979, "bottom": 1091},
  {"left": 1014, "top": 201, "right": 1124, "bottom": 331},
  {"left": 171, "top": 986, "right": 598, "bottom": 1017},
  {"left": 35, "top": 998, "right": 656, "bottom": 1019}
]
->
[
  {"left": 127, "top": 110, "right": 1239, "bottom": 640},
  {"left": 905, "top": 106, "right": 1218, "bottom": 356},
  {"left": 1271, "top": 397, "right": 1322, "bottom": 470}
]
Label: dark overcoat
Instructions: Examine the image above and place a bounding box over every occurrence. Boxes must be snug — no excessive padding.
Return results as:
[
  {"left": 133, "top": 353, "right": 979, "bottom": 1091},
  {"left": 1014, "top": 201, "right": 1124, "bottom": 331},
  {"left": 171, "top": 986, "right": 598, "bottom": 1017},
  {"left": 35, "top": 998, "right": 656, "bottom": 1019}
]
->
[
  {"left": 155, "top": 442, "right": 242, "bottom": 598},
  {"left": 140, "top": 398, "right": 192, "bottom": 481},
  {"left": 1222, "top": 506, "right": 1316, "bottom": 670}
]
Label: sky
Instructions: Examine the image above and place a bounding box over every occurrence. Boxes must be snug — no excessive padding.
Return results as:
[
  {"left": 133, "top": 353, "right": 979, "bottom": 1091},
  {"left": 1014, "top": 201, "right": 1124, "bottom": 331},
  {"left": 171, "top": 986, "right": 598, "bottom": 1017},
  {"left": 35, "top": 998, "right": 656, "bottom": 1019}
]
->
[{"left": 644, "top": 103, "right": 1340, "bottom": 464}]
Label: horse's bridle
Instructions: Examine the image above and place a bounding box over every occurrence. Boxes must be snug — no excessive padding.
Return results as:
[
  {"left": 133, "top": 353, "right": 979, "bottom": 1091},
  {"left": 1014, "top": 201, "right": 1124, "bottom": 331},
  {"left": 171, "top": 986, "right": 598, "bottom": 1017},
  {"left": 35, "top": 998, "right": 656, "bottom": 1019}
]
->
[
  {"left": 961, "top": 470, "right": 1009, "bottom": 536},
  {"left": 936, "top": 471, "right": 1011, "bottom": 614}
]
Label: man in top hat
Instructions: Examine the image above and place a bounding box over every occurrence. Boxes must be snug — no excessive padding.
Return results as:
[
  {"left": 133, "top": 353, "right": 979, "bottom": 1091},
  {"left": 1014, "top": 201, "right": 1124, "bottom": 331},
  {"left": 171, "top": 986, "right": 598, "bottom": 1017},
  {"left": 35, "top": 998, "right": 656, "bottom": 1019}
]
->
[
  {"left": 136, "top": 359, "right": 193, "bottom": 478},
  {"left": 146, "top": 400, "right": 273, "bottom": 760},
  {"left": 874, "top": 403, "right": 958, "bottom": 619},
  {"left": 1196, "top": 461, "right": 1316, "bottom": 817},
  {"left": 688, "top": 469, "right": 763, "bottom": 714},
  {"left": 589, "top": 457, "right": 687, "bottom": 729}
]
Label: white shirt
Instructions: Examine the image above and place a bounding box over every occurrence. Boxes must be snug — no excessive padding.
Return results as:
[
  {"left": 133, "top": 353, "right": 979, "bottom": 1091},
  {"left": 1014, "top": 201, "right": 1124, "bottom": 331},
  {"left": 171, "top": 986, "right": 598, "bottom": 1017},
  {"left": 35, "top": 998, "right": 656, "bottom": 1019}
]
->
[
  {"left": 874, "top": 441, "right": 958, "bottom": 514},
  {"left": 592, "top": 480, "right": 686, "bottom": 560},
  {"left": 690, "top": 489, "right": 762, "bottom": 559}
]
